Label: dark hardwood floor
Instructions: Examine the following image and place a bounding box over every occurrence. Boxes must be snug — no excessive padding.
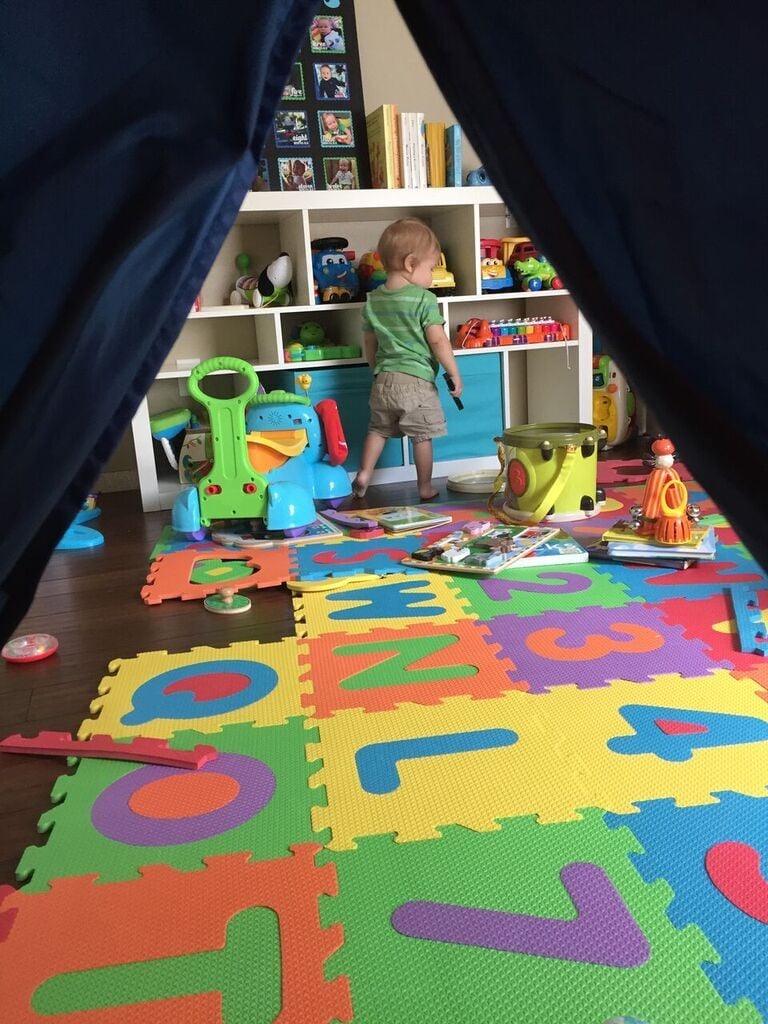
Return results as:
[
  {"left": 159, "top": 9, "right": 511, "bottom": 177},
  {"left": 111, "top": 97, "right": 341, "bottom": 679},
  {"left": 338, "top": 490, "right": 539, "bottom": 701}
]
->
[{"left": 0, "top": 476, "right": 434, "bottom": 887}]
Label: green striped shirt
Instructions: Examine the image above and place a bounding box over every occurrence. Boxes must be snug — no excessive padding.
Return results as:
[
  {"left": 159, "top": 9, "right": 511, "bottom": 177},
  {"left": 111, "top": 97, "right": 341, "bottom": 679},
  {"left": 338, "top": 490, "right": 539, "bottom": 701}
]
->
[{"left": 362, "top": 284, "right": 444, "bottom": 381}]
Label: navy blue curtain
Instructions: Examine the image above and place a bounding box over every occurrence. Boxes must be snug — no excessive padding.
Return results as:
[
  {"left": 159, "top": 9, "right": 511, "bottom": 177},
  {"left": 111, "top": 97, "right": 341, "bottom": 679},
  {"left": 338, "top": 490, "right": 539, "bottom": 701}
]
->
[
  {"left": 398, "top": 0, "right": 768, "bottom": 576},
  {"left": 0, "top": 1, "right": 316, "bottom": 642},
  {"left": 2, "top": 2, "right": 767, "bottom": 643}
]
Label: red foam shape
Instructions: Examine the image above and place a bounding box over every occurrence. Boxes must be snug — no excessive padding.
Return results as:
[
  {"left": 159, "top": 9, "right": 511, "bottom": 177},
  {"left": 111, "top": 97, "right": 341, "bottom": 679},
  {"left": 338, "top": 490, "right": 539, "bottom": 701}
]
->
[
  {"left": 164, "top": 671, "right": 251, "bottom": 702},
  {"left": 0, "top": 732, "right": 218, "bottom": 769},
  {"left": 654, "top": 718, "right": 709, "bottom": 735},
  {"left": 705, "top": 841, "right": 768, "bottom": 923},
  {"left": 0, "top": 885, "right": 18, "bottom": 943}
]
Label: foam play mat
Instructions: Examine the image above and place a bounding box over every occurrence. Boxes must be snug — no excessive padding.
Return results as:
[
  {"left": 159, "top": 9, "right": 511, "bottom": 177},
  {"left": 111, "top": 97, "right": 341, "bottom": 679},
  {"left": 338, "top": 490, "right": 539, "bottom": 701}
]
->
[{"left": 3, "top": 491, "right": 768, "bottom": 1022}]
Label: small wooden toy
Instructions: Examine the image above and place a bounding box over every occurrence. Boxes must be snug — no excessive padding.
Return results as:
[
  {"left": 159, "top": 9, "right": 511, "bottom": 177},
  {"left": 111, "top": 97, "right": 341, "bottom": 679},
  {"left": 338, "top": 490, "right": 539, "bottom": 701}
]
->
[
  {"left": 204, "top": 586, "right": 252, "bottom": 614},
  {"left": 440, "top": 545, "right": 470, "bottom": 564}
]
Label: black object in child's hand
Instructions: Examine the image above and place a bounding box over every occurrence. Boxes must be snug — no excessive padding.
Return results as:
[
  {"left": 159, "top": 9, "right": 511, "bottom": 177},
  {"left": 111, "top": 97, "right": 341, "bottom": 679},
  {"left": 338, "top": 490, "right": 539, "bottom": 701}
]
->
[{"left": 443, "top": 372, "right": 464, "bottom": 410}]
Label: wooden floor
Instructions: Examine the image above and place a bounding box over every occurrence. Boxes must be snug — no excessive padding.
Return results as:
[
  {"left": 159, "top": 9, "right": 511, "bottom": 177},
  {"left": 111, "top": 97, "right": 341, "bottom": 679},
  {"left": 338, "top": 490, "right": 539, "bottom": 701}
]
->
[{"left": 0, "top": 476, "right": 434, "bottom": 887}]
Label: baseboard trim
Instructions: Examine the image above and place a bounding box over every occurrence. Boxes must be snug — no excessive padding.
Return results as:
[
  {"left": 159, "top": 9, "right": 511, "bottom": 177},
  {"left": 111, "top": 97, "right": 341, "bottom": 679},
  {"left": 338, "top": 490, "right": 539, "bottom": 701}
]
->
[{"left": 96, "top": 470, "right": 139, "bottom": 493}]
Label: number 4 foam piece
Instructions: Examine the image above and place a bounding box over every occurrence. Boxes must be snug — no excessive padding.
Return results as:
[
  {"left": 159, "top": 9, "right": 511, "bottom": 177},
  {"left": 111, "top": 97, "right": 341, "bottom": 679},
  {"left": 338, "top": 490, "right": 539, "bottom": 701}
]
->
[{"left": 0, "top": 731, "right": 218, "bottom": 769}]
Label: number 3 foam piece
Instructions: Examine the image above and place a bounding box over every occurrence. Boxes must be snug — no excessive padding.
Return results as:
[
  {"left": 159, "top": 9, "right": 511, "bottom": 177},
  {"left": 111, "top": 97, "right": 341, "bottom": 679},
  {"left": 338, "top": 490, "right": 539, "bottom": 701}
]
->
[
  {"left": 140, "top": 545, "right": 290, "bottom": 604},
  {"left": 0, "top": 731, "right": 217, "bottom": 769}
]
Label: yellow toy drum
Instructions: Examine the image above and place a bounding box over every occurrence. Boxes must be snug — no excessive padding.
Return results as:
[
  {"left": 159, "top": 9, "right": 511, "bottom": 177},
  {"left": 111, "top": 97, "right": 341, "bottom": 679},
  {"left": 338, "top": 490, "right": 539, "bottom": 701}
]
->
[{"left": 493, "top": 423, "right": 604, "bottom": 523}]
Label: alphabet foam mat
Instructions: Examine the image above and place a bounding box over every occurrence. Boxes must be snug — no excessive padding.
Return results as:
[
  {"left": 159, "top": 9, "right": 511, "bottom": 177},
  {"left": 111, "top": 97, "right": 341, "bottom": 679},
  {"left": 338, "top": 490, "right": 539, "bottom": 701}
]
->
[{"left": 3, "top": 490, "right": 768, "bottom": 1022}]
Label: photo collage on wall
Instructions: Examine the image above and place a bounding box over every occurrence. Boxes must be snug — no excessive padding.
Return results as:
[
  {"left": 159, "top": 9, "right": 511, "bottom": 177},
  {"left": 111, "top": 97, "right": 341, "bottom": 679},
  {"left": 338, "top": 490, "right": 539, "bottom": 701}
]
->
[{"left": 255, "top": 2, "right": 370, "bottom": 192}]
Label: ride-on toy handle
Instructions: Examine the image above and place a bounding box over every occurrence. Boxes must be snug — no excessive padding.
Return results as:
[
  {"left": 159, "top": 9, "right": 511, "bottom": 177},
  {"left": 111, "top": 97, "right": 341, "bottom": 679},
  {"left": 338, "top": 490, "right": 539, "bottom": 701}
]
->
[{"left": 187, "top": 356, "right": 261, "bottom": 406}]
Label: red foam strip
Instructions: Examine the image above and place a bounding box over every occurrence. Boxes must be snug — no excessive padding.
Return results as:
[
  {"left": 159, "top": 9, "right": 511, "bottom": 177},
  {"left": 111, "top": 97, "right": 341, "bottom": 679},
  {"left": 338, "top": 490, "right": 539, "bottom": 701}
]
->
[{"left": 0, "top": 731, "right": 218, "bottom": 769}]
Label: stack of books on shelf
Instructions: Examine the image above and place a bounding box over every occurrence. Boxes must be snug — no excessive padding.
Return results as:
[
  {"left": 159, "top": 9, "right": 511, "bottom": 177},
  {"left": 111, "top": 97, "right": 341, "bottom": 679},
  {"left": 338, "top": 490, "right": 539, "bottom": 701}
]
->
[
  {"left": 587, "top": 519, "right": 717, "bottom": 569},
  {"left": 366, "top": 105, "right": 462, "bottom": 189}
]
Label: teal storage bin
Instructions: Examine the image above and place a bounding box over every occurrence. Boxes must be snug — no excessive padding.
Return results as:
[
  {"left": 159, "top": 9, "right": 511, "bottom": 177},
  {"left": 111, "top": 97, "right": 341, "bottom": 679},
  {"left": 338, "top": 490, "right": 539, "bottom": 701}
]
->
[
  {"left": 409, "top": 353, "right": 504, "bottom": 463},
  {"left": 265, "top": 366, "right": 405, "bottom": 471}
]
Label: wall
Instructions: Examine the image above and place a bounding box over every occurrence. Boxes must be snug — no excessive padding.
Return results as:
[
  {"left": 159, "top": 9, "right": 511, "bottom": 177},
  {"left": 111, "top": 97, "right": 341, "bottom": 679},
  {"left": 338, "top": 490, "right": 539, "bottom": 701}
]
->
[
  {"left": 354, "top": 0, "right": 479, "bottom": 171},
  {"left": 101, "top": 0, "right": 480, "bottom": 489}
]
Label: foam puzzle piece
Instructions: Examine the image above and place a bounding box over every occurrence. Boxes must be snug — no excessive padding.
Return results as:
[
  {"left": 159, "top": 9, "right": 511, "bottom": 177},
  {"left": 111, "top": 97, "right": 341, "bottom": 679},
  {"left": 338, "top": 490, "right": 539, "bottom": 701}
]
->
[
  {"left": 705, "top": 842, "right": 768, "bottom": 923},
  {"left": 309, "top": 672, "right": 768, "bottom": 847},
  {"left": 589, "top": 547, "right": 768, "bottom": 603},
  {"left": 294, "top": 537, "right": 426, "bottom": 580},
  {"left": 15, "top": 721, "right": 320, "bottom": 889},
  {"left": 321, "top": 810, "right": 758, "bottom": 1023},
  {"left": 544, "top": 673, "right": 768, "bottom": 817},
  {"left": 79, "top": 637, "right": 307, "bottom": 739},
  {"left": 293, "top": 573, "right": 473, "bottom": 638},
  {"left": 392, "top": 860, "right": 650, "bottom": 965},
  {"left": 447, "top": 564, "right": 641, "bottom": 622},
  {"left": 298, "top": 620, "right": 526, "bottom": 717},
  {"left": 700, "top": 513, "right": 741, "bottom": 548},
  {"left": 486, "top": 604, "right": 723, "bottom": 692},
  {"left": 307, "top": 693, "right": 589, "bottom": 848},
  {"left": 657, "top": 593, "right": 768, "bottom": 676},
  {"left": 606, "top": 792, "right": 768, "bottom": 1017},
  {"left": 0, "top": 731, "right": 218, "bottom": 769},
  {"left": 141, "top": 545, "right": 290, "bottom": 604},
  {"left": 0, "top": 845, "right": 352, "bottom": 1023}
]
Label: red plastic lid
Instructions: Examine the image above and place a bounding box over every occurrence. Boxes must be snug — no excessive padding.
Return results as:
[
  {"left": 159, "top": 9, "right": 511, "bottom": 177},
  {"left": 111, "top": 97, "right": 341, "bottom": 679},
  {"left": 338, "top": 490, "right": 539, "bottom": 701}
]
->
[{"left": 2, "top": 633, "right": 59, "bottom": 664}]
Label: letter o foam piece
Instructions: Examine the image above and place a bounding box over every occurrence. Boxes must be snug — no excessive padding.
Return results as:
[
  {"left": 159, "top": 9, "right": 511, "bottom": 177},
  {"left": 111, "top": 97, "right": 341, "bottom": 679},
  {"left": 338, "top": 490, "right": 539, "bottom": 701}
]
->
[{"left": 91, "top": 753, "right": 276, "bottom": 846}]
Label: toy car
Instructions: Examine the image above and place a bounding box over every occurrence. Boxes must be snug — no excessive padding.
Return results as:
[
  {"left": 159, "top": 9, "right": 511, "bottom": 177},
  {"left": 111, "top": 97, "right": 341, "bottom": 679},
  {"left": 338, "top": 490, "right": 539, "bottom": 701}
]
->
[
  {"left": 501, "top": 236, "right": 539, "bottom": 266},
  {"left": 311, "top": 236, "right": 359, "bottom": 303},
  {"left": 430, "top": 252, "right": 456, "bottom": 296},
  {"left": 479, "top": 238, "right": 514, "bottom": 293}
]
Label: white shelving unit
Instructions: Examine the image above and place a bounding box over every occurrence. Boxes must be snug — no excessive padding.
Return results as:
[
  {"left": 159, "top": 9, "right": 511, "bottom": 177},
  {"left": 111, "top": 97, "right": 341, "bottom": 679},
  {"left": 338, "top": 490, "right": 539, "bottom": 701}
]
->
[{"left": 131, "top": 186, "right": 592, "bottom": 512}]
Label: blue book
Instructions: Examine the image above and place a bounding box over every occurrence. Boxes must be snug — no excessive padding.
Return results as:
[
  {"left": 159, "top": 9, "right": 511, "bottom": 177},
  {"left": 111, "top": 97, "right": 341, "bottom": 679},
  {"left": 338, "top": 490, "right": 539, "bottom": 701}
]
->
[{"left": 445, "top": 124, "right": 463, "bottom": 186}]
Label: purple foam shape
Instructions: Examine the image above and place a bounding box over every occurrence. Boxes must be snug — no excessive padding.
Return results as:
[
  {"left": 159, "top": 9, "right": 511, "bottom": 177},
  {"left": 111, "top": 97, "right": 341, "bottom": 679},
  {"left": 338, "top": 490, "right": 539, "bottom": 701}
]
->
[
  {"left": 487, "top": 603, "right": 722, "bottom": 692},
  {"left": 481, "top": 571, "right": 592, "bottom": 600},
  {"left": 391, "top": 862, "right": 650, "bottom": 967},
  {"left": 91, "top": 752, "right": 275, "bottom": 846}
]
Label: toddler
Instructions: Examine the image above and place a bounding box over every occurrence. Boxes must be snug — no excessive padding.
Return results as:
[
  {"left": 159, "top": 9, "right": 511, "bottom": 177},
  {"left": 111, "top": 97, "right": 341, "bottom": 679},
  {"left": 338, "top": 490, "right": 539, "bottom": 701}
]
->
[{"left": 353, "top": 218, "right": 463, "bottom": 501}]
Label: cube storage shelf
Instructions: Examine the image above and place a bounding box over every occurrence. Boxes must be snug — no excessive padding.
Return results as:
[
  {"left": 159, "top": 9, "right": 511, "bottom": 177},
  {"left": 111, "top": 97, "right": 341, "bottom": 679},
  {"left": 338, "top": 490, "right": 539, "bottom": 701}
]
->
[{"left": 131, "top": 186, "right": 592, "bottom": 511}]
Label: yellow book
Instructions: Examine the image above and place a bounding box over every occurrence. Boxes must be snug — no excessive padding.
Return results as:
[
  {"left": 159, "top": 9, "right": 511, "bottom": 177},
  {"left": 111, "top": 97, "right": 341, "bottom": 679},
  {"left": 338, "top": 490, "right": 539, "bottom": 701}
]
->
[
  {"left": 601, "top": 520, "right": 710, "bottom": 547},
  {"left": 366, "top": 105, "right": 396, "bottom": 189},
  {"left": 425, "top": 122, "right": 446, "bottom": 187},
  {"left": 388, "top": 104, "right": 402, "bottom": 188}
]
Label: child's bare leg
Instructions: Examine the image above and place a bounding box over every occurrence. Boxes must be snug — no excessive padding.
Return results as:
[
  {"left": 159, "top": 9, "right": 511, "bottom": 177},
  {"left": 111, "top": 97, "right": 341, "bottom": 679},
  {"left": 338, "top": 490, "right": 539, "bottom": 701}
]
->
[
  {"left": 353, "top": 432, "right": 387, "bottom": 497},
  {"left": 412, "top": 438, "right": 439, "bottom": 501}
]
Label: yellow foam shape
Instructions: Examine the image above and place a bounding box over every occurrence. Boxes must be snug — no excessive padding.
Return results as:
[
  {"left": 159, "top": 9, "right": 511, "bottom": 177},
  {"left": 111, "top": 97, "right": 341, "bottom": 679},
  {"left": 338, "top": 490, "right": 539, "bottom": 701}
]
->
[
  {"left": 308, "top": 693, "right": 588, "bottom": 849},
  {"left": 712, "top": 609, "right": 768, "bottom": 634},
  {"left": 79, "top": 637, "right": 309, "bottom": 740},
  {"left": 309, "top": 670, "right": 768, "bottom": 849},
  {"left": 537, "top": 671, "right": 768, "bottom": 816},
  {"left": 294, "top": 572, "right": 474, "bottom": 638}
]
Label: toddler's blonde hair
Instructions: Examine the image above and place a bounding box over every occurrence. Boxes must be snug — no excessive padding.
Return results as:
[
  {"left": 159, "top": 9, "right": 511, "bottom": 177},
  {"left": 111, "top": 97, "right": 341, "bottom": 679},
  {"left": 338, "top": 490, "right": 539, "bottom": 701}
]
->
[{"left": 377, "top": 218, "right": 440, "bottom": 272}]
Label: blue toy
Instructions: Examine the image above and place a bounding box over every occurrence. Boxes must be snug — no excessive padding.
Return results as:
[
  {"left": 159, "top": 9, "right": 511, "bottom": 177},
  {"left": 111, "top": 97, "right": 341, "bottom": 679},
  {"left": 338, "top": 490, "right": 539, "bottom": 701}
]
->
[
  {"left": 311, "top": 236, "right": 359, "bottom": 303},
  {"left": 171, "top": 357, "right": 350, "bottom": 540},
  {"left": 57, "top": 494, "right": 104, "bottom": 550},
  {"left": 245, "top": 374, "right": 351, "bottom": 510}
]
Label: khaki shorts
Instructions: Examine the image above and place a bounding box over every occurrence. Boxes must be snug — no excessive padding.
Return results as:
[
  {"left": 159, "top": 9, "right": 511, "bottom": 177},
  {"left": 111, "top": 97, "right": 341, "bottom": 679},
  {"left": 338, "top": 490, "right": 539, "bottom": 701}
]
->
[{"left": 368, "top": 371, "right": 447, "bottom": 444}]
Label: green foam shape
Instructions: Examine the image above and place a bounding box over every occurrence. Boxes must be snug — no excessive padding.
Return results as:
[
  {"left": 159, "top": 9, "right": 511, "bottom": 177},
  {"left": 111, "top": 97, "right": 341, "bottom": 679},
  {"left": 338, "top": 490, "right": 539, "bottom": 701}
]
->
[
  {"left": 33, "top": 906, "right": 280, "bottom": 1019},
  {"left": 320, "top": 810, "right": 759, "bottom": 1023},
  {"left": 16, "top": 719, "right": 318, "bottom": 891},
  {"left": 336, "top": 634, "right": 478, "bottom": 691},
  {"left": 449, "top": 563, "right": 641, "bottom": 620}
]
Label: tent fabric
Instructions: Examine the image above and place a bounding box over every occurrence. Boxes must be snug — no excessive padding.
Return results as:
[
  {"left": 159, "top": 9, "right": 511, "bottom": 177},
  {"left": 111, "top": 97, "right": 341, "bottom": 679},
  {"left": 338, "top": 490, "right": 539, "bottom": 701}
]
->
[
  {"left": 0, "top": 1, "right": 316, "bottom": 642},
  {"left": 397, "top": 0, "right": 767, "bottom": 576},
  {"left": 2, "top": 3, "right": 767, "bottom": 643}
]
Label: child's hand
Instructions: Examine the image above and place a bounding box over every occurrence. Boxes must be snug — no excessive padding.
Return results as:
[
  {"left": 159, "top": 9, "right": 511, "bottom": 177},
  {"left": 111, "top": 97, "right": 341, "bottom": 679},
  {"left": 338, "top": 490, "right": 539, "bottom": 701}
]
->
[{"left": 451, "top": 376, "right": 464, "bottom": 399}]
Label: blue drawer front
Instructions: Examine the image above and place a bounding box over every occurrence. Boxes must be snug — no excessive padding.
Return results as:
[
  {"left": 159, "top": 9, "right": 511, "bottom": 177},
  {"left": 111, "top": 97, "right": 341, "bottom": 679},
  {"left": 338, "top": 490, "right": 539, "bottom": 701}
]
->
[
  {"left": 266, "top": 366, "right": 405, "bottom": 470},
  {"left": 411, "top": 353, "right": 503, "bottom": 463}
]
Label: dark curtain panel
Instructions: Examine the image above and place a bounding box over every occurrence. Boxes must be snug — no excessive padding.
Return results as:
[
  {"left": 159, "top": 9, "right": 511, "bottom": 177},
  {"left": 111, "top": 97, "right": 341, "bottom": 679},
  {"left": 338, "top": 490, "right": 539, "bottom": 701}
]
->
[
  {"left": 397, "top": 0, "right": 768, "bottom": 574},
  {"left": 0, "top": 1, "right": 316, "bottom": 642}
]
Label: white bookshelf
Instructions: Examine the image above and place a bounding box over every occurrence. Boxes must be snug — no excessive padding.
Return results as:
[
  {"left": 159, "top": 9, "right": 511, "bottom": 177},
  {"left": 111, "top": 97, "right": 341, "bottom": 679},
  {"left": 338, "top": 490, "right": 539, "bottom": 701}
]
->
[{"left": 131, "top": 187, "right": 592, "bottom": 511}]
